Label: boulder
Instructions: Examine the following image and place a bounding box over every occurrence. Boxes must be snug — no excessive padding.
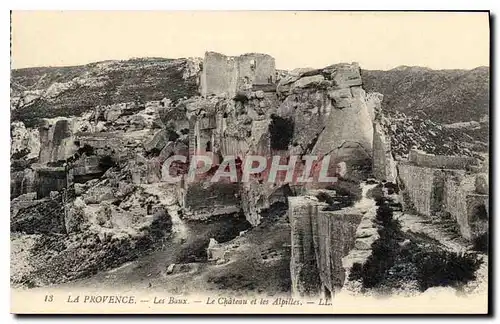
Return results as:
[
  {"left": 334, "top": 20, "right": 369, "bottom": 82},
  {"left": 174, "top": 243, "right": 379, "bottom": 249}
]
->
[
  {"left": 475, "top": 173, "right": 489, "bottom": 194},
  {"left": 292, "top": 75, "right": 325, "bottom": 90},
  {"left": 83, "top": 184, "right": 115, "bottom": 204},
  {"left": 104, "top": 106, "right": 123, "bottom": 122},
  {"left": 65, "top": 197, "right": 89, "bottom": 233},
  {"left": 95, "top": 203, "right": 113, "bottom": 228},
  {"left": 166, "top": 263, "right": 175, "bottom": 275},
  {"left": 143, "top": 130, "right": 168, "bottom": 153},
  {"left": 207, "top": 238, "right": 226, "bottom": 262}
]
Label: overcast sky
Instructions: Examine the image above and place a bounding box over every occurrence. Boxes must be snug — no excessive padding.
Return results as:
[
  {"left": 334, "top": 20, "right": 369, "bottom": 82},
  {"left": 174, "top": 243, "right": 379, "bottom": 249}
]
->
[{"left": 11, "top": 11, "right": 489, "bottom": 70}]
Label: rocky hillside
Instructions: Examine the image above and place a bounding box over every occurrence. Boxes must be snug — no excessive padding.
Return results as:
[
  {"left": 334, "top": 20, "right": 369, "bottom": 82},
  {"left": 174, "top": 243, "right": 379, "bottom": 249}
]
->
[
  {"left": 11, "top": 57, "right": 202, "bottom": 128},
  {"left": 362, "top": 66, "right": 489, "bottom": 124},
  {"left": 10, "top": 54, "right": 489, "bottom": 297}
]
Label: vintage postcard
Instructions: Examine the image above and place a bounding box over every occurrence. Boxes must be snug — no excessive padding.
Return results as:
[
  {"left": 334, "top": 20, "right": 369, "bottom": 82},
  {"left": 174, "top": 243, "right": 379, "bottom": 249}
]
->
[{"left": 10, "top": 11, "right": 490, "bottom": 314}]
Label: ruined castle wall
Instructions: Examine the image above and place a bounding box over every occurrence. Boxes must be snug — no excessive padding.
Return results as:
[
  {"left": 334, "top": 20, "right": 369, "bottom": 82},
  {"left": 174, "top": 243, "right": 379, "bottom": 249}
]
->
[
  {"left": 466, "top": 194, "right": 489, "bottom": 239},
  {"left": 443, "top": 172, "right": 488, "bottom": 240},
  {"left": 408, "top": 149, "right": 478, "bottom": 170},
  {"left": 221, "top": 137, "right": 250, "bottom": 157},
  {"left": 237, "top": 53, "right": 276, "bottom": 87},
  {"left": 10, "top": 169, "right": 36, "bottom": 199},
  {"left": 372, "top": 122, "right": 397, "bottom": 182},
  {"left": 398, "top": 160, "right": 487, "bottom": 240},
  {"left": 34, "top": 166, "right": 68, "bottom": 199},
  {"left": 397, "top": 164, "right": 465, "bottom": 218},
  {"left": 397, "top": 162, "right": 436, "bottom": 216},
  {"left": 443, "top": 172, "right": 471, "bottom": 238},
  {"left": 200, "top": 52, "right": 238, "bottom": 98},
  {"left": 200, "top": 52, "right": 276, "bottom": 98}
]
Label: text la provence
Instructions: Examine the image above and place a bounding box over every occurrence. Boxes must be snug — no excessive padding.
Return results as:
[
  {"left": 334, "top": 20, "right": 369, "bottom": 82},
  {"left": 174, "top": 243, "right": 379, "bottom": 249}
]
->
[{"left": 66, "top": 295, "right": 136, "bottom": 304}]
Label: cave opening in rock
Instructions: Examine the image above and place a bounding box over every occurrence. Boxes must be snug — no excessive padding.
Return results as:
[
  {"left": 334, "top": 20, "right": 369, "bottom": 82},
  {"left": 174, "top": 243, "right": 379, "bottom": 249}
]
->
[{"left": 269, "top": 114, "right": 294, "bottom": 150}]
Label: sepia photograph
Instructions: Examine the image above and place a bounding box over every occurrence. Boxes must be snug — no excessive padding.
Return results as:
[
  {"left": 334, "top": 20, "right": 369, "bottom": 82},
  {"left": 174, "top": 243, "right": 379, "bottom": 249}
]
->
[{"left": 9, "top": 10, "right": 490, "bottom": 314}]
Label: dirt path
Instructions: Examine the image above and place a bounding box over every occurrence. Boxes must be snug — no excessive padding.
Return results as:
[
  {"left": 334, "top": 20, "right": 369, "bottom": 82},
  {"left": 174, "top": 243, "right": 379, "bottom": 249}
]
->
[{"left": 47, "top": 210, "right": 292, "bottom": 297}]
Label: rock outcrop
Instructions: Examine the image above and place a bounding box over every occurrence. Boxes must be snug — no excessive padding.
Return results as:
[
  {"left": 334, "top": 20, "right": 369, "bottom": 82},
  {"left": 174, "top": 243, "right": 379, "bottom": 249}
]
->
[
  {"left": 38, "top": 117, "right": 79, "bottom": 164},
  {"left": 288, "top": 184, "right": 376, "bottom": 298},
  {"left": 10, "top": 51, "right": 489, "bottom": 296},
  {"left": 11, "top": 121, "right": 40, "bottom": 161}
]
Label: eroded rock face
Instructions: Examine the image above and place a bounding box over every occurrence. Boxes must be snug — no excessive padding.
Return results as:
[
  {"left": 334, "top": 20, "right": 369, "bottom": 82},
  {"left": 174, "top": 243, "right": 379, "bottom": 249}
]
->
[
  {"left": 288, "top": 191, "right": 364, "bottom": 297},
  {"left": 372, "top": 118, "right": 397, "bottom": 182},
  {"left": 275, "top": 63, "right": 375, "bottom": 181},
  {"left": 179, "top": 59, "right": 378, "bottom": 224},
  {"left": 475, "top": 173, "right": 488, "bottom": 194},
  {"left": 311, "top": 77, "right": 373, "bottom": 163},
  {"left": 38, "top": 118, "right": 79, "bottom": 164}
]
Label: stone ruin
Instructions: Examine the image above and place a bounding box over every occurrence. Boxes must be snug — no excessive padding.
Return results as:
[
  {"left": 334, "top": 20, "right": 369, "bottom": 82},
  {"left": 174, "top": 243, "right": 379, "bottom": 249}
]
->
[
  {"left": 179, "top": 52, "right": 377, "bottom": 226},
  {"left": 10, "top": 51, "right": 489, "bottom": 296}
]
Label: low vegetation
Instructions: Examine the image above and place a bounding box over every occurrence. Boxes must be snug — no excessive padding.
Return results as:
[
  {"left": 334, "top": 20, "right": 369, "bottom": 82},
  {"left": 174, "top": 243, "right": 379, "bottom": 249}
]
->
[{"left": 349, "top": 197, "right": 483, "bottom": 293}]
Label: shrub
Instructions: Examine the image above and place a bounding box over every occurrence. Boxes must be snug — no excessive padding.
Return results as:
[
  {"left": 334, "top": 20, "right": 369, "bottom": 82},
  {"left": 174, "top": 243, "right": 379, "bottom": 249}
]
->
[
  {"left": 349, "top": 198, "right": 401, "bottom": 288},
  {"left": 348, "top": 197, "right": 482, "bottom": 292},
  {"left": 413, "top": 250, "right": 482, "bottom": 291},
  {"left": 472, "top": 233, "right": 488, "bottom": 253}
]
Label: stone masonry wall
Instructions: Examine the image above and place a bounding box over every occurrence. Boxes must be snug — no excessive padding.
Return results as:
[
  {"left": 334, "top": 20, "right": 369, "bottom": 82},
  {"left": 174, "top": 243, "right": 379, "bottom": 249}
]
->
[
  {"left": 398, "top": 161, "right": 488, "bottom": 240},
  {"left": 288, "top": 195, "right": 363, "bottom": 297},
  {"left": 372, "top": 121, "right": 397, "bottom": 182},
  {"left": 408, "top": 149, "right": 478, "bottom": 170},
  {"left": 397, "top": 162, "right": 437, "bottom": 216},
  {"left": 39, "top": 118, "right": 78, "bottom": 164},
  {"left": 200, "top": 52, "right": 276, "bottom": 98}
]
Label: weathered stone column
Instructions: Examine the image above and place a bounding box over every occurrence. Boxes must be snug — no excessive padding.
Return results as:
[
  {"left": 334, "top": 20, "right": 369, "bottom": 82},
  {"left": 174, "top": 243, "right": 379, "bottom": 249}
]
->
[{"left": 288, "top": 196, "right": 325, "bottom": 297}]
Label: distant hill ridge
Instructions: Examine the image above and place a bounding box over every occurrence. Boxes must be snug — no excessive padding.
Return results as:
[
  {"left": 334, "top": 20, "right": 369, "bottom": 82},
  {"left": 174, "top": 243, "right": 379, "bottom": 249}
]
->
[
  {"left": 362, "top": 66, "right": 489, "bottom": 123},
  {"left": 10, "top": 58, "right": 489, "bottom": 127}
]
